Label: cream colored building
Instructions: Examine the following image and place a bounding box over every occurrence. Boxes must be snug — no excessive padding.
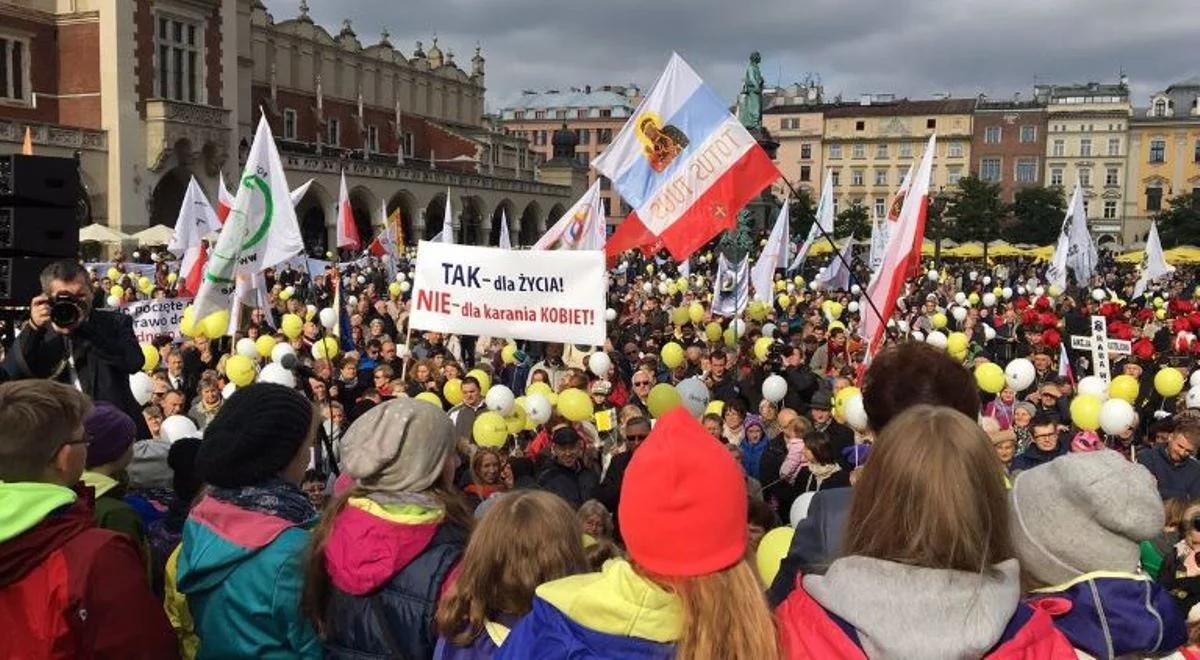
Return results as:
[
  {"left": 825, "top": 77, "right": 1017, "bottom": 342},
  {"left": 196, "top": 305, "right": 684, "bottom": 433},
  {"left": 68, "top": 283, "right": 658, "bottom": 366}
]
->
[
  {"left": 1037, "top": 81, "right": 1132, "bottom": 246},
  {"left": 822, "top": 97, "right": 975, "bottom": 218},
  {"left": 763, "top": 104, "right": 827, "bottom": 200},
  {"left": 1124, "top": 79, "right": 1200, "bottom": 244}
]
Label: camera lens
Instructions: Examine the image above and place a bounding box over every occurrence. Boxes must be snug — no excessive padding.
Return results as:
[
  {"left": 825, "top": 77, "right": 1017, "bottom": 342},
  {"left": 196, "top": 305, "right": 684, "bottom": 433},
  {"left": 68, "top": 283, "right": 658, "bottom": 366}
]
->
[{"left": 49, "top": 299, "right": 81, "bottom": 328}]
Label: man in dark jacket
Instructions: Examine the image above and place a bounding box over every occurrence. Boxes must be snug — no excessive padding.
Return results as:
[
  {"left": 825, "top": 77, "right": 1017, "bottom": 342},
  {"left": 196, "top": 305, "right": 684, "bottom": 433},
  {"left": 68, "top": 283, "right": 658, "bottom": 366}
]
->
[
  {"left": 1137, "top": 418, "right": 1200, "bottom": 500},
  {"left": 537, "top": 427, "right": 599, "bottom": 509},
  {"left": 594, "top": 417, "right": 651, "bottom": 541},
  {"left": 1010, "top": 415, "right": 1068, "bottom": 473},
  {"left": 782, "top": 346, "right": 820, "bottom": 413},
  {"left": 766, "top": 486, "right": 853, "bottom": 607},
  {"left": 808, "top": 389, "right": 854, "bottom": 463},
  {"left": 4, "top": 260, "right": 148, "bottom": 436}
]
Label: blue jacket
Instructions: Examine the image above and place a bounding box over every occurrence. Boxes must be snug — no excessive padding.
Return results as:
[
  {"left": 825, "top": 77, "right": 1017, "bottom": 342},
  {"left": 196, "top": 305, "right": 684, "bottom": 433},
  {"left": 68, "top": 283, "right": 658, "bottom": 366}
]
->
[
  {"left": 496, "top": 559, "right": 678, "bottom": 660},
  {"left": 1027, "top": 572, "right": 1186, "bottom": 659},
  {"left": 1010, "top": 441, "right": 1067, "bottom": 474},
  {"left": 1137, "top": 444, "right": 1200, "bottom": 500},
  {"left": 176, "top": 495, "right": 321, "bottom": 660}
]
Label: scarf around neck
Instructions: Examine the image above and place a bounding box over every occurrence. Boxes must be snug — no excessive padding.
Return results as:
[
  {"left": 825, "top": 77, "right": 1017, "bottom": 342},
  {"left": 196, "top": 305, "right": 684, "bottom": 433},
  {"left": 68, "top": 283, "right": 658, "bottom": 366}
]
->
[{"left": 208, "top": 477, "right": 316, "bottom": 525}]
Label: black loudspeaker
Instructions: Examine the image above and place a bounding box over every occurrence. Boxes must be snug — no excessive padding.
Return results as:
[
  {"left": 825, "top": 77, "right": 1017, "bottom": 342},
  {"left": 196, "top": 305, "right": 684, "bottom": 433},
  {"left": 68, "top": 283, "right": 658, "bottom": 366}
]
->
[
  {"left": 0, "top": 256, "right": 58, "bottom": 306},
  {"left": 0, "top": 155, "right": 81, "bottom": 207},
  {"left": 0, "top": 206, "right": 78, "bottom": 258}
]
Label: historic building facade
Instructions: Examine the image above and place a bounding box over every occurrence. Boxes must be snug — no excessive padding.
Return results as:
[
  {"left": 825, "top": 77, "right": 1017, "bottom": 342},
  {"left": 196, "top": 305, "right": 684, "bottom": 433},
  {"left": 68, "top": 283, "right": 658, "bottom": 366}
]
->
[
  {"left": 763, "top": 103, "right": 829, "bottom": 200},
  {"left": 1125, "top": 79, "right": 1200, "bottom": 244},
  {"left": 970, "top": 100, "right": 1048, "bottom": 203},
  {"left": 0, "top": 0, "right": 576, "bottom": 253}
]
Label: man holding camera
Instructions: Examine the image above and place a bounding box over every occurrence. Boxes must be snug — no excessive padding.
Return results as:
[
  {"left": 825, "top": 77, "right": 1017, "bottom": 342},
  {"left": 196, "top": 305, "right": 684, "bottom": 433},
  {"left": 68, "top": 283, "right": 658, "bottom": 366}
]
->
[{"left": 3, "top": 260, "right": 149, "bottom": 436}]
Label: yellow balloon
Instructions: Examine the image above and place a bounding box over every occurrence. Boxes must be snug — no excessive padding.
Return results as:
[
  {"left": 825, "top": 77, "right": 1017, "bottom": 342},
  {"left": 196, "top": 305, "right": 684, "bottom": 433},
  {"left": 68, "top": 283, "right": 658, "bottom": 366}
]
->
[
  {"left": 506, "top": 403, "right": 527, "bottom": 435},
  {"left": 1069, "top": 394, "right": 1102, "bottom": 431},
  {"left": 1155, "top": 367, "right": 1185, "bottom": 398},
  {"left": 180, "top": 305, "right": 199, "bottom": 337},
  {"left": 756, "top": 526, "right": 795, "bottom": 585},
  {"left": 646, "top": 383, "right": 682, "bottom": 418},
  {"left": 225, "top": 355, "right": 256, "bottom": 387},
  {"left": 688, "top": 302, "right": 704, "bottom": 324},
  {"left": 827, "top": 320, "right": 846, "bottom": 332},
  {"left": 415, "top": 392, "right": 443, "bottom": 407},
  {"left": 1156, "top": 309, "right": 1167, "bottom": 321},
  {"left": 167, "top": 272, "right": 178, "bottom": 284},
  {"left": 793, "top": 275, "right": 804, "bottom": 286},
  {"left": 501, "top": 343, "right": 518, "bottom": 365},
  {"left": 705, "top": 400, "right": 725, "bottom": 416},
  {"left": 466, "top": 368, "right": 492, "bottom": 394},
  {"left": 109, "top": 285, "right": 124, "bottom": 299},
  {"left": 444, "top": 378, "right": 464, "bottom": 406},
  {"left": 312, "top": 337, "right": 340, "bottom": 360},
  {"left": 388, "top": 282, "right": 402, "bottom": 298},
  {"left": 646, "top": 264, "right": 655, "bottom": 275},
  {"left": 705, "top": 321, "right": 723, "bottom": 343},
  {"left": 992, "top": 287, "right": 1003, "bottom": 297},
  {"left": 281, "top": 313, "right": 303, "bottom": 340},
  {"left": 278, "top": 288, "right": 293, "bottom": 301},
  {"left": 753, "top": 337, "right": 774, "bottom": 362},
  {"left": 774, "top": 280, "right": 786, "bottom": 292},
  {"left": 666, "top": 282, "right": 678, "bottom": 296},
  {"left": 748, "top": 301, "right": 767, "bottom": 322},
  {"left": 949, "top": 348, "right": 968, "bottom": 362},
  {"left": 140, "top": 343, "right": 159, "bottom": 372},
  {"left": 106, "top": 267, "right": 121, "bottom": 280},
  {"left": 776, "top": 294, "right": 791, "bottom": 309},
  {"left": 661, "top": 342, "right": 685, "bottom": 369},
  {"left": 826, "top": 302, "right": 843, "bottom": 319},
  {"left": 671, "top": 306, "right": 690, "bottom": 327},
  {"left": 1109, "top": 374, "right": 1140, "bottom": 404},
  {"left": 974, "top": 362, "right": 1005, "bottom": 394},
  {"left": 946, "top": 332, "right": 969, "bottom": 354},
  {"left": 255, "top": 335, "right": 277, "bottom": 358},
  {"left": 557, "top": 388, "right": 594, "bottom": 422},
  {"left": 546, "top": 391, "right": 558, "bottom": 407},
  {"left": 201, "top": 310, "right": 229, "bottom": 339},
  {"left": 526, "top": 381, "right": 553, "bottom": 398},
  {"left": 967, "top": 292, "right": 980, "bottom": 306},
  {"left": 472, "top": 411, "right": 510, "bottom": 448},
  {"left": 676, "top": 276, "right": 688, "bottom": 291},
  {"left": 723, "top": 327, "right": 737, "bottom": 347},
  {"left": 835, "top": 386, "right": 861, "bottom": 407},
  {"left": 932, "top": 312, "right": 948, "bottom": 329},
  {"left": 1154, "top": 297, "right": 1165, "bottom": 309}
]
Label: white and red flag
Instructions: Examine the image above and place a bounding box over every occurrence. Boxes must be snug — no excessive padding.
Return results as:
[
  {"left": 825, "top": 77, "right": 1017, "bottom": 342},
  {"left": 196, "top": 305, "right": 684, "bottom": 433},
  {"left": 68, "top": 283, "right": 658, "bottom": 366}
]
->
[
  {"left": 592, "top": 53, "right": 779, "bottom": 261},
  {"left": 335, "top": 170, "right": 361, "bottom": 251},
  {"left": 859, "top": 135, "right": 936, "bottom": 360},
  {"left": 167, "top": 176, "right": 222, "bottom": 297},
  {"left": 533, "top": 180, "right": 606, "bottom": 251},
  {"left": 216, "top": 171, "right": 236, "bottom": 223}
]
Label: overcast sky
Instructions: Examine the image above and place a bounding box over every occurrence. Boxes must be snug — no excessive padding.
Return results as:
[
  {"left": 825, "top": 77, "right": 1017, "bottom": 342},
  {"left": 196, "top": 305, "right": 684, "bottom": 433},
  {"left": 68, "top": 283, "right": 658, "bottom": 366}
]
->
[{"left": 275, "top": 0, "right": 1199, "bottom": 111}]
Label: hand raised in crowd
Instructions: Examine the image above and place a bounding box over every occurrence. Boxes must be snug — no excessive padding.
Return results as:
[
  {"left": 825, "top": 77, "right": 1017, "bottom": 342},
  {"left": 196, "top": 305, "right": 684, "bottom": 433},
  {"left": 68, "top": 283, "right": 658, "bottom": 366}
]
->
[{"left": 28, "top": 294, "right": 52, "bottom": 331}]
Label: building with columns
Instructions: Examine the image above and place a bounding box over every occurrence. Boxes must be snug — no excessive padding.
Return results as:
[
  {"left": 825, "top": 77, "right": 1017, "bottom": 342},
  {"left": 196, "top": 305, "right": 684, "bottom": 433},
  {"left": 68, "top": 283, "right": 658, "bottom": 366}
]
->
[
  {"left": 1124, "top": 79, "right": 1200, "bottom": 244},
  {"left": 0, "top": 0, "right": 578, "bottom": 254}
]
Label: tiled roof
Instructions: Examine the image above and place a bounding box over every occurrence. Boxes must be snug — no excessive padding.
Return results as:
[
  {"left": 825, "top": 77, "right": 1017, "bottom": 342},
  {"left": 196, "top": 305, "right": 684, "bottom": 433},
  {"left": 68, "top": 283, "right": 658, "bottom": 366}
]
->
[{"left": 823, "top": 98, "right": 977, "bottom": 117}]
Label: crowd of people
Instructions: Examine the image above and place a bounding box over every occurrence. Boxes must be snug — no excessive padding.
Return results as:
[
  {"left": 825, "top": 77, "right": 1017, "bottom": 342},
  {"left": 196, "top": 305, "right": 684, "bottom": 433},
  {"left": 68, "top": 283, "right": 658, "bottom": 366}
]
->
[{"left": 4, "top": 243, "right": 1200, "bottom": 659}]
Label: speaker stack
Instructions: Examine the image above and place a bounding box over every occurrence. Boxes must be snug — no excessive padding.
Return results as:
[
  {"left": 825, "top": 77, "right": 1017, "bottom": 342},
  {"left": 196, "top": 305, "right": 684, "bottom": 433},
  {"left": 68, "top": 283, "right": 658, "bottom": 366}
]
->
[{"left": 0, "top": 154, "right": 83, "bottom": 309}]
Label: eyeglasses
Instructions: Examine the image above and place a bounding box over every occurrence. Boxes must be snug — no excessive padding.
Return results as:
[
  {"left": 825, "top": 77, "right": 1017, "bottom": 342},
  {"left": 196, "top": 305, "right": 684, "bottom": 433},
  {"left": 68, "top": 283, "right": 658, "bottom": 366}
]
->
[
  {"left": 633, "top": 380, "right": 652, "bottom": 387},
  {"left": 625, "top": 434, "right": 648, "bottom": 442},
  {"left": 1033, "top": 431, "right": 1058, "bottom": 440}
]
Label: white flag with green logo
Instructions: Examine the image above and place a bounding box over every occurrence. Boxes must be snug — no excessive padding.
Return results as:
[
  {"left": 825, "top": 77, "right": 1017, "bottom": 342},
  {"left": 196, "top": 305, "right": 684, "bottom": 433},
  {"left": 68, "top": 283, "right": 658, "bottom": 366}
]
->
[{"left": 193, "top": 116, "right": 303, "bottom": 322}]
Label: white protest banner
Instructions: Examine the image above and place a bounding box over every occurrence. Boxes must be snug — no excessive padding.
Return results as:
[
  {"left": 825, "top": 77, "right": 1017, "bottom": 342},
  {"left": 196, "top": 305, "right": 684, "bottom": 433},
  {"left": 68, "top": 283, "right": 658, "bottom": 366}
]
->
[
  {"left": 120, "top": 297, "right": 192, "bottom": 344},
  {"left": 409, "top": 241, "right": 605, "bottom": 345}
]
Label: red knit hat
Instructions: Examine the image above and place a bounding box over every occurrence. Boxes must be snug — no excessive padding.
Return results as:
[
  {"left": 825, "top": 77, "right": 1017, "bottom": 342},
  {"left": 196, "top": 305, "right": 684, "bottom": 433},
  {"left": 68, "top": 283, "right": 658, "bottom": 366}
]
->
[{"left": 618, "top": 407, "right": 748, "bottom": 577}]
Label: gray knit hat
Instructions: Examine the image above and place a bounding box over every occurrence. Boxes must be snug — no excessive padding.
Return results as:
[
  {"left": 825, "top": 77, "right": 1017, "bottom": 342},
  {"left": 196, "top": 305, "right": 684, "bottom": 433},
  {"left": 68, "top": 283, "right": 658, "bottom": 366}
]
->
[
  {"left": 1009, "top": 450, "right": 1163, "bottom": 587},
  {"left": 340, "top": 397, "right": 457, "bottom": 496}
]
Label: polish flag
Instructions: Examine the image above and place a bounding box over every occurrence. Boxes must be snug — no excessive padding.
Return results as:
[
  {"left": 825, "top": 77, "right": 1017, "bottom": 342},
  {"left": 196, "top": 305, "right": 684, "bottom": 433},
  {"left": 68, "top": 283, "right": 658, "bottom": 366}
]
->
[
  {"left": 336, "top": 170, "right": 361, "bottom": 251},
  {"left": 216, "top": 171, "right": 236, "bottom": 223},
  {"left": 167, "top": 176, "right": 222, "bottom": 297},
  {"left": 859, "top": 135, "right": 936, "bottom": 360}
]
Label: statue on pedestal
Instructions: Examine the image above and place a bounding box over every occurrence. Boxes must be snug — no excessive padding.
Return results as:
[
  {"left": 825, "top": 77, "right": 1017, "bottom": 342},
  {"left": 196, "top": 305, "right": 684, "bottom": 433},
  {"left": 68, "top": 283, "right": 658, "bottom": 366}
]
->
[
  {"left": 737, "top": 52, "right": 764, "bottom": 131},
  {"left": 721, "top": 52, "right": 773, "bottom": 263}
]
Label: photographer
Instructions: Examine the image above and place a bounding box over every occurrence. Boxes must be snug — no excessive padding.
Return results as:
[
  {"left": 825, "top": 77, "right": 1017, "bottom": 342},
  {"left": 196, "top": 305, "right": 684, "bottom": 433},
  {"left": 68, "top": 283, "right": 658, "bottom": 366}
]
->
[
  {"left": 780, "top": 344, "right": 819, "bottom": 413},
  {"left": 3, "top": 260, "right": 148, "bottom": 436}
]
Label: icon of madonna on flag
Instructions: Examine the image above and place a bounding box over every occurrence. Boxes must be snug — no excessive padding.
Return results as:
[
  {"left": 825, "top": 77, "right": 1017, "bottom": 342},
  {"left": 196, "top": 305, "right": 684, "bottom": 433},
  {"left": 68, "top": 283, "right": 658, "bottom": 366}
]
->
[{"left": 593, "top": 53, "right": 779, "bottom": 261}]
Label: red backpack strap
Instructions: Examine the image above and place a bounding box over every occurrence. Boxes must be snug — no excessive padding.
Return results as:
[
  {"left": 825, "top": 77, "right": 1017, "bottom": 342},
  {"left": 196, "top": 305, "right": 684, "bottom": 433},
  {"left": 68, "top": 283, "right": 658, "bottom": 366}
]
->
[{"left": 775, "top": 579, "right": 867, "bottom": 660}]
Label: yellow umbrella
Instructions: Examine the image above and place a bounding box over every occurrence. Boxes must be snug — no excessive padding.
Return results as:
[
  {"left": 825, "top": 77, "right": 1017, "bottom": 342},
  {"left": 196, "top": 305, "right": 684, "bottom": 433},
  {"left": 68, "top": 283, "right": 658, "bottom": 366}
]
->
[
  {"left": 920, "top": 240, "right": 936, "bottom": 256},
  {"left": 945, "top": 242, "right": 984, "bottom": 258},
  {"left": 1164, "top": 246, "right": 1200, "bottom": 264},
  {"left": 1115, "top": 250, "right": 1144, "bottom": 264},
  {"left": 1028, "top": 245, "right": 1056, "bottom": 261},
  {"left": 987, "top": 241, "right": 1025, "bottom": 257}
]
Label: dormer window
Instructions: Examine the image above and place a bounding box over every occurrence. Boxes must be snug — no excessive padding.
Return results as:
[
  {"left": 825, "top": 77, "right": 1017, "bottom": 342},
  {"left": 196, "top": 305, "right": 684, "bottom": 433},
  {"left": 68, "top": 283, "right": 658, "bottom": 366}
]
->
[{"left": 1152, "top": 97, "right": 1171, "bottom": 117}]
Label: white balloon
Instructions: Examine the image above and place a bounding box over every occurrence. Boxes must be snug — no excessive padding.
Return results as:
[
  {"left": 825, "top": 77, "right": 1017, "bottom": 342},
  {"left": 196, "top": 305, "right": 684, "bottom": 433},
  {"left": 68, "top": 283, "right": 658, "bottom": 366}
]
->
[
  {"left": 657, "top": 282, "right": 669, "bottom": 295},
  {"left": 1188, "top": 387, "right": 1200, "bottom": 410},
  {"left": 954, "top": 292, "right": 967, "bottom": 305},
  {"left": 396, "top": 272, "right": 407, "bottom": 282},
  {"left": 676, "top": 377, "right": 711, "bottom": 417},
  {"left": 925, "top": 330, "right": 948, "bottom": 349},
  {"left": 968, "top": 271, "right": 978, "bottom": 281},
  {"left": 132, "top": 251, "right": 141, "bottom": 260},
  {"left": 348, "top": 295, "right": 358, "bottom": 306},
  {"left": 318, "top": 308, "right": 337, "bottom": 329},
  {"left": 395, "top": 344, "right": 411, "bottom": 360},
  {"left": 1191, "top": 371, "right": 1200, "bottom": 389},
  {"left": 911, "top": 330, "right": 925, "bottom": 342},
  {"left": 235, "top": 337, "right": 259, "bottom": 359},
  {"left": 605, "top": 308, "right": 618, "bottom": 322},
  {"left": 1077, "top": 375, "right": 1109, "bottom": 401},
  {"left": 161, "top": 415, "right": 199, "bottom": 443},
  {"left": 982, "top": 276, "right": 992, "bottom": 286},
  {"left": 850, "top": 284, "right": 861, "bottom": 295},
  {"left": 1099, "top": 398, "right": 1137, "bottom": 435},
  {"left": 1034, "top": 286, "right": 1045, "bottom": 297},
  {"left": 1002, "top": 287, "right": 1013, "bottom": 299},
  {"left": 951, "top": 306, "right": 967, "bottom": 323},
  {"left": 588, "top": 352, "right": 612, "bottom": 378},
  {"left": 642, "top": 282, "right": 654, "bottom": 294},
  {"left": 762, "top": 374, "right": 788, "bottom": 403},
  {"left": 399, "top": 281, "right": 411, "bottom": 293},
  {"left": 285, "top": 286, "right": 296, "bottom": 298},
  {"left": 485, "top": 385, "right": 515, "bottom": 416},
  {"left": 898, "top": 320, "right": 910, "bottom": 333},
  {"left": 848, "top": 301, "right": 860, "bottom": 313},
  {"left": 222, "top": 382, "right": 237, "bottom": 399},
  {"left": 982, "top": 293, "right": 997, "bottom": 307},
  {"left": 1092, "top": 288, "right": 1107, "bottom": 302},
  {"left": 357, "top": 275, "right": 367, "bottom": 285},
  {"left": 809, "top": 281, "right": 820, "bottom": 291},
  {"left": 843, "top": 395, "right": 869, "bottom": 431},
  {"left": 1005, "top": 358, "right": 1036, "bottom": 392},
  {"left": 786, "top": 283, "right": 796, "bottom": 293},
  {"left": 129, "top": 372, "right": 153, "bottom": 406},
  {"left": 927, "top": 270, "right": 940, "bottom": 283},
  {"left": 271, "top": 342, "right": 296, "bottom": 364},
  {"left": 106, "top": 295, "right": 121, "bottom": 308},
  {"left": 1017, "top": 286, "right": 1026, "bottom": 296},
  {"left": 984, "top": 325, "right": 997, "bottom": 341},
  {"left": 731, "top": 319, "right": 746, "bottom": 337},
  {"left": 524, "top": 393, "right": 552, "bottom": 424},
  {"left": 258, "top": 362, "right": 297, "bottom": 388}
]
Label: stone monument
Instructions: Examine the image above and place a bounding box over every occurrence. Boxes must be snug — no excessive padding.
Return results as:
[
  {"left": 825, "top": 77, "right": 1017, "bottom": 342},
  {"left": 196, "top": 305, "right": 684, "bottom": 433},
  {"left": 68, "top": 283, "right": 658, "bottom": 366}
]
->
[{"left": 720, "top": 52, "right": 780, "bottom": 263}]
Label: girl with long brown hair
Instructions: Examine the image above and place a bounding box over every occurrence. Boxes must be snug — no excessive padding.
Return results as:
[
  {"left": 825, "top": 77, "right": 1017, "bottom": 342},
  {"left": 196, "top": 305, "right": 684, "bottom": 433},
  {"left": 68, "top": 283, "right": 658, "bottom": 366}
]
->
[
  {"left": 496, "top": 408, "right": 780, "bottom": 660},
  {"left": 435, "top": 491, "right": 586, "bottom": 658},
  {"left": 775, "top": 405, "right": 1074, "bottom": 659}
]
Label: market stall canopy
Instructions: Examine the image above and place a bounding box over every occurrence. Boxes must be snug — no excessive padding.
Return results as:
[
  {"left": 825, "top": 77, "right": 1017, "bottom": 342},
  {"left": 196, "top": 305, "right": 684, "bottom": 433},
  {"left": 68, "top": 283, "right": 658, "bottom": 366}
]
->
[
  {"left": 80, "top": 223, "right": 131, "bottom": 244},
  {"left": 131, "top": 224, "right": 175, "bottom": 246}
]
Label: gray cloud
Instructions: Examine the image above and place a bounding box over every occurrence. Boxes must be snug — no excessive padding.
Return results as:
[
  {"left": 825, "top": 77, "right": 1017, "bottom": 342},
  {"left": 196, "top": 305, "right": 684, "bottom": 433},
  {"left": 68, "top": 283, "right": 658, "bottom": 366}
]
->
[{"left": 277, "top": 0, "right": 1199, "bottom": 109}]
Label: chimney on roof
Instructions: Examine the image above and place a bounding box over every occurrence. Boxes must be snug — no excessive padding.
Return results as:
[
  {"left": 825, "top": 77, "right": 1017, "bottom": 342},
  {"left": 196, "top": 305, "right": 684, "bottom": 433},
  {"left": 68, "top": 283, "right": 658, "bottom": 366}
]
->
[
  {"left": 859, "top": 93, "right": 872, "bottom": 106},
  {"left": 585, "top": 85, "right": 591, "bottom": 94},
  {"left": 1014, "top": 91, "right": 1021, "bottom": 102}
]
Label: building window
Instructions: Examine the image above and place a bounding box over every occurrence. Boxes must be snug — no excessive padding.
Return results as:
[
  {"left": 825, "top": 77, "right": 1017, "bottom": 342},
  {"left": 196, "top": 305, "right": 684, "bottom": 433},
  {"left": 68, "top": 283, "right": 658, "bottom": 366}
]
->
[
  {"left": 1052, "top": 139, "right": 1065, "bottom": 157},
  {"left": 555, "top": 110, "right": 566, "bottom": 119},
  {"left": 1082, "top": 200, "right": 1089, "bottom": 217},
  {"left": 899, "top": 143, "right": 913, "bottom": 159},
  {"left": 926, "top": 118, "right": 936, "bottom": 129},
  {"left": 1195, "top": 139, "right": 1200, "bottom": 163},
  {"left": 1147, "top": 186, "right": 1163, "bottom": 212},
  {"left": 1079, "top": 138, "right": 1092, "bottom": 157},
  {"left": 1015, "top": 158, "right": 1038, "bottom": 183},
  {"left": 948, "top": 142, "right": 963, "bottom": 158},
  {"left": 0, "top": 35, "right": 29, "bottom": 103},
  {"left": 534, "top": 110, "right": 546, "bottom": 119},
  {"left": 1050, "top": 168, "right": 1063, "bottom": 187},
  {"left": 576, "top": 128, "right": 590, "bottom": 144},
  {"left": 984, "top": 126, "right": 1001, "bottom": 144},
  {"left": 1103, "top": 200, "right": 1117, "bottom": 219},
  {"left": 1153, "top": 98, "right": 1169, "bottom": 117},
  {"left": 155, "top": 15, "right": 203, "bottom": 103},
  {"left": 875, "top": 144, "right": 887, "bottom": 159},
  {"left": 948, "top": 167, "right": 963, "bottom": 185},
  {"left": 601, "top": 197, "right": 612, "bottom": 216},
  {"left": 1105, "top": 167, "right": 1119, "bottom": 187},
  {"left": 855, "top": 120, "right": 865, "bottom": 131},
  {"left": 402, "top": 132, "right": 414, "bottom": 157},
  {"left": 829, "top": 145, "right": 842, "bottom": 160},
  {"left": 367, "top": 125, "right": 379, "bottom": 152},
  {"left": 1079, "top": 167, "right": 1091, "bottom": 187},
  {"left": 852, "top": 144, "right": 865, "bottom": 159},
  {"left": 830, "top": 170, "right": 840, "bottom": 186},
  {"left": 874, "top": 197, "right": 886, "bottom": 218},
  {"left": 327, "top": 118, "right": 340, "bottom": 146},
  {"left": 1107, "top": 138, "right": 1120, "bottom": 156},
  {"left": 1150, "top": 140, "right": 1166, "bottom": 163},
  {"left": 1020, "top": 125, "right": 1037, "bottom": 143},
  {"left": 597, "top": 128, "right": 612, "bottom": 144},
  {"left": 980, "top": 157, "right": 1001, "bottom": 182},
  {"left": 851, "top": 170, "right": 864, "bottom": 186},
  {"left": 800, "top": 143, "right": 812, "bottom": 159},
  {"left": 799, "top": 165, "right": 811, "bottom": 182},
  {"left": 283, "top": 108, "right": 297, "bottom": 140},
  {"left": 874, "top": 169, "right": 888, "bottom": 186}
]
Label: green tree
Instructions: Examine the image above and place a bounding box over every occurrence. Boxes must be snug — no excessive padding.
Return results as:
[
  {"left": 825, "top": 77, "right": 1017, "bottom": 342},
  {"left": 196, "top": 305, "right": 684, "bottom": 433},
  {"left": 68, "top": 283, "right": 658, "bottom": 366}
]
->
[
  {"left": 1006, "top": 186, "right": 1066, "bottom": 245},
  {"left": 834, "top": 203, "right": 870, "bottom": 239},
  {"left": 1156, "top": 190, "right": 1200, "bottom": 248},
  {"left": 945, "top": 176, "right": 1005, "bottom": 244}
]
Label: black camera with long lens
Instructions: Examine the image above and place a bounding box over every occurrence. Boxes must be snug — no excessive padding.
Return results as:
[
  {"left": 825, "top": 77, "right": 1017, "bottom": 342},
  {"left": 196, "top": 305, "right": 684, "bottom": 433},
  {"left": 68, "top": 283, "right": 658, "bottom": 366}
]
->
[{"left": 48, "top": 293, "right": 83, "bottom": 328}]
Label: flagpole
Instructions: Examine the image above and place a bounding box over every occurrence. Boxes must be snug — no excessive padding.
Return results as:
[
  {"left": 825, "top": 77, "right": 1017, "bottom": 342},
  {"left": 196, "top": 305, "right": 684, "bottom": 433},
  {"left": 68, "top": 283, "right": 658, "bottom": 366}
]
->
[{"left": 780, "top": 178, "right": 886, "bottom": 331}]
